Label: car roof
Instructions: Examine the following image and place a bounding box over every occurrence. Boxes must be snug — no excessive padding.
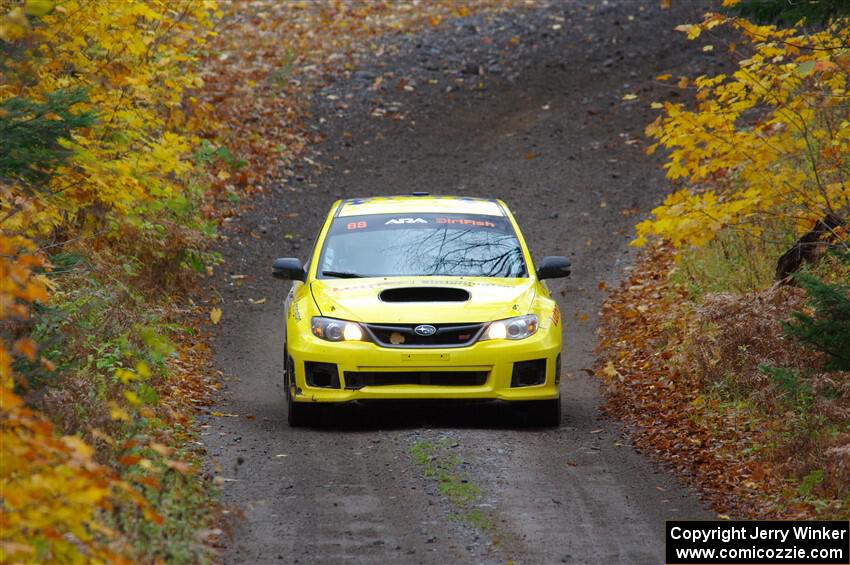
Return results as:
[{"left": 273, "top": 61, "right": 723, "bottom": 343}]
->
[{"left": 337, "top": 195, "right": 506, "bottom": 218}]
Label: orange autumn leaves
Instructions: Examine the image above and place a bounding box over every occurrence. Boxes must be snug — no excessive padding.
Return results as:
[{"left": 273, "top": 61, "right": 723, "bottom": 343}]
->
[
  {"left": 0, "top": 236, "right": 135, "bottom": 563},
  {"left": 0, "top": 401, "right": 133, "bottom": 564},
  {"left": 0, "top": 235, "right": 47, "bottom": 389},
  {"left": 595, "top": 245, "right": 768, "bottom": 517},
  {"left": 597, "top": 244, "right": 849, "bottom": 518}
]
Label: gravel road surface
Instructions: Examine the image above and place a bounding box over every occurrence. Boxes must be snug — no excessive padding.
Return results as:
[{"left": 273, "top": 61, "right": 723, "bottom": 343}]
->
[{"left": 204, "top": 1, "right": 717, "bottom": 563}]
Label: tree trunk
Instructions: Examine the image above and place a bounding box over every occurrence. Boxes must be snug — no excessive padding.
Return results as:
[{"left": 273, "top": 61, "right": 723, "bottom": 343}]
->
[{"left": 775, "top": 213, "right": 845, "bottom": 284}]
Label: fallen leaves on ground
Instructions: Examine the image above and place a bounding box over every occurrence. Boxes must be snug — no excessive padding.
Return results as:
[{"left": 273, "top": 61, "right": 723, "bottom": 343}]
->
[
  {"left": 596, "top": 244, "right": 849, "bottom": 519},
  {"left": 198, "top": 0, "right": 527, "bottom": 201}
]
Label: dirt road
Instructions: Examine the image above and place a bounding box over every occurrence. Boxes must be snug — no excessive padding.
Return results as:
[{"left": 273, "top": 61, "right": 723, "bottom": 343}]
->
[{"left": 204, "top": 1, "right": 716, "bottom": 563}]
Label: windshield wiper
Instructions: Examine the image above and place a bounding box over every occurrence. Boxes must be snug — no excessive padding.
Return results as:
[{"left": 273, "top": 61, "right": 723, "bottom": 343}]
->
[{"left": 322, "top": 270, "right": 366, "bottom": 278}]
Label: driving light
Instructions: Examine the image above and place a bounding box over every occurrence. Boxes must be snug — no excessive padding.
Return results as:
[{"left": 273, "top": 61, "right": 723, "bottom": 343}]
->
[
  {"left": 343, "top": 322, "right": 363, "bottom": 341},
  {"left": 487, "top": 321, "right": 507, "bottom": 340},
  {"left": 311, "top": 317, "right": 366, "bottom": 342},
  {"left": 483, "top": 315, "right": 538, "bottom": 341}
]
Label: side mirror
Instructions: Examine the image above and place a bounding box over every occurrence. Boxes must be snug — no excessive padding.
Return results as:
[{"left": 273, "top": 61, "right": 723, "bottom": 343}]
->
[
  {"left": 272, "top": 257, "right": 306, "bottom": 281},
  {"left": 537, "top": 256, "right": 571, "bottom": 280}
]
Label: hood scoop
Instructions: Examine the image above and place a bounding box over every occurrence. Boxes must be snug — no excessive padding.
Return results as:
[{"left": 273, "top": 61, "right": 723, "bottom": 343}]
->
[{"left": 379, "top": 287, "right": 470, "bottom": 303}]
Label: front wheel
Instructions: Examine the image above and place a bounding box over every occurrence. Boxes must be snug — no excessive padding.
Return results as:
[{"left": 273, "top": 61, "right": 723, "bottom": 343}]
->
[
  {"left": 287, "top": 395, "right": 318, "bottom": 427},
  {"left": 521, "top": 397, "right": 561, "bottom": 427},
  {"left": 285, "top": 352, "right": 317, "bottom": 427}
]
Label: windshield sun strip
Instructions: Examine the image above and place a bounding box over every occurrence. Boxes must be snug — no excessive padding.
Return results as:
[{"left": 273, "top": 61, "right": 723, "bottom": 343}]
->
[{"left": 314, "top": 212, "right": 528, "bottom": 279}]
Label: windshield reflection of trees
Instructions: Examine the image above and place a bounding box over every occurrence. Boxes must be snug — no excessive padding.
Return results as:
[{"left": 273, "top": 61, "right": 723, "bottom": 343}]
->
[{"left": 381, "top": 227, "right": 525, "bottom": 277}]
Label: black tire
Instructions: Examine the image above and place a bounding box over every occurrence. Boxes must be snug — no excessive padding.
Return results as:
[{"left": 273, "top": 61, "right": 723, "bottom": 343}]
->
[
  {"left": 523, "top": 397, "right": 561, "bottom": 427},
  {"left": 287, "top": 395, "right": 317, "bottom": 427},
  {"left": 285, "top": 350, "right": 317, "bottom": 427}
]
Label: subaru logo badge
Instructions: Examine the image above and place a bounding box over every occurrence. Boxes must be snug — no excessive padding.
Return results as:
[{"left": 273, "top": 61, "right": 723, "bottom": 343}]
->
[{"left": 414, "top": 324, "right": 437, "bottom": 336}]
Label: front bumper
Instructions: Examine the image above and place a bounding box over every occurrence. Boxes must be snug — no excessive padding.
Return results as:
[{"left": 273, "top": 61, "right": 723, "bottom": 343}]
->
[{"left": 287, "top": 328, "right": 562, "bottom": 403}]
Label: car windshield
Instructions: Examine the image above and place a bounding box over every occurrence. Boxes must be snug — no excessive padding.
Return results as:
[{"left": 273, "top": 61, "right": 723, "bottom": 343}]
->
[{"left": 317, "top": 213, "right": 527, "bottom": 278}]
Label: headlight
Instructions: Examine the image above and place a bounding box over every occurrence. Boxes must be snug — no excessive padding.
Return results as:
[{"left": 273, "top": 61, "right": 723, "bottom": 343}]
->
[
  {"left": 482, "top": 314, "right": 538, "bottom": 341},
  {"left": 311, "top": 317, "right": 366, "bottom": 342}
]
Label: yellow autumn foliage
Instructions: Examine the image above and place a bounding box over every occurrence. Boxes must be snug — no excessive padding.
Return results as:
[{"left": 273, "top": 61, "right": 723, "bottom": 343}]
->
[
  {"left": 0, "top": 392, "right": 137, "bottom": 564},
  {"left": 0, "top": 0, "right": 220, "bottom": 236},
  {"left": 1, "top": 1, "right": 219, "bottom": 561},
  {"left": 635, "top": 15, "right": 850, "bottom": 248}
]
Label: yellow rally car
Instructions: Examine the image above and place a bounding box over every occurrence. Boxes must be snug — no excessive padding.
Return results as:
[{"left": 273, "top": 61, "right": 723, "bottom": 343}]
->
[{"left": 272, "top": 194, "right": 571, "bottom": 426}]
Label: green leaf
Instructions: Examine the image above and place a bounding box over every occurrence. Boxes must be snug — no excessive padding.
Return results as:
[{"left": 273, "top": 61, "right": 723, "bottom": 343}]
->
[
  {"left": 137, "top": 383, "right": 159, "bottom": 405},
  {"left": 24, "top": 0, "right": 55, "bottom": 17},
  {"left": 797, "top": 60, "right": 815, "bottom": 77},
  {"left": 798, "top": 469, "right": 824, "bottom": 496}
]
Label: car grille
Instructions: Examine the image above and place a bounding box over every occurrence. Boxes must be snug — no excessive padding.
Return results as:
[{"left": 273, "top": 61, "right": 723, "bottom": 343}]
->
[
  {"left": 344, "top": 371, "right": 488, "bottom": 390},
  {"left": 363, "top": 323, "right": 485, "bottom": 348}
]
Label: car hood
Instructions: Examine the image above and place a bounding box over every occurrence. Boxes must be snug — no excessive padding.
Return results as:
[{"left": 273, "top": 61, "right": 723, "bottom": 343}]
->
[{"left": 310, "top": 277, "right": 537, "bottom": 324}]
